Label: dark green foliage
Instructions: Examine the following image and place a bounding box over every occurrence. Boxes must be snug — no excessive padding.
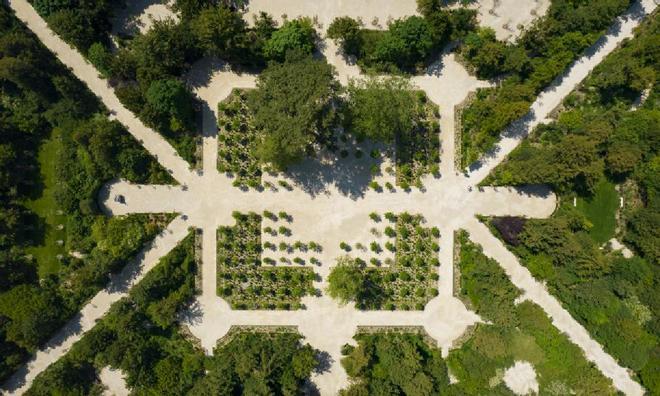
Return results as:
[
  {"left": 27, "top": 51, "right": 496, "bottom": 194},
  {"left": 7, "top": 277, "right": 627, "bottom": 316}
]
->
[
  {"left": 448, "top": 232, "right": 616, "bottom": 394},
  {"left": 0, "top": 5, "right": 172, "bottom": 382},
  {"left": 326, "top": 16, "right": 362, "bottom": 55},
  {"left": 460, "top": 0, "right": 634, "bottom": 166},
  {"left": 130, "top": 19, "right": 198, "bottom": 86},
  {"left": 340, "top": 332, "right": 449, "bottom": 395},
  {"left": 87, "top": 42, "right": 112, "bottom": 77},
  {"left": 327, "top": 7, "right": 476, "bottom": 73},
  {"left": 345, "top": 77, "right": 416, "bottom": 143},
  {"left": 191, "top": 5, "right": 248, "bottom": 59},
  {"left": 32, "top": 0, "right": 75, "bottom": 17},
  {"left": 146, "top": 79, "right": 196, "bottom": 133},
  {"left": 27, "top": 235, "right": 206, "bottom": 395},
  {"left": 247, "top": 53, "right": 340, "bottom": 170},
  {"left": 31, "top": 0, "right": 114, "bottom": 53},
  {"left": 0, "top": 284, "right": 67, "bottom": 351},
  {"left": 193, "top": 331, "right": 318, "bottom": 395},
  {"left": 263, "top": 18, "right": 317, "bottom": 61}
]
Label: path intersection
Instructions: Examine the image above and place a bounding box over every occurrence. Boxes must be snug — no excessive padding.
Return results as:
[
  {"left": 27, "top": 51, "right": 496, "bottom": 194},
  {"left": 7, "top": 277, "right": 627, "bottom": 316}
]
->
[{"left": 3, "top": 0, "right": 657, "bottom": 395}]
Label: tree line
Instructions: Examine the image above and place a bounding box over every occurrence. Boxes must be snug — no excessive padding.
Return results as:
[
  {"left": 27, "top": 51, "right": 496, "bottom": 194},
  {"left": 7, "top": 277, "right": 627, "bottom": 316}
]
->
[{"left": 0, "top": 4, "right": 172, "bottom": 383}]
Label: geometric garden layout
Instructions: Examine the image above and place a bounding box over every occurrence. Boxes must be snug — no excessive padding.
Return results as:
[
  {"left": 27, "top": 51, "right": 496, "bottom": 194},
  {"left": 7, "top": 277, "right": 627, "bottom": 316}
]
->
[{"left": 2, "top": 0, "right": 657, "bottom": 395}]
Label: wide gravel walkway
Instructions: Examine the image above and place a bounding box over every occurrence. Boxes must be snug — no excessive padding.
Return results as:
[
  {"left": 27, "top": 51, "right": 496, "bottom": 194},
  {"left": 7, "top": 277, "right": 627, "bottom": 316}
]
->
[{"left": 2, "top": 0, "right": 655, "bottom": 395}]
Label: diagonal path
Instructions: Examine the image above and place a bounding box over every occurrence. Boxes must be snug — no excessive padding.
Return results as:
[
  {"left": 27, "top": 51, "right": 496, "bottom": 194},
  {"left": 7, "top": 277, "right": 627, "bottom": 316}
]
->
[
  {"left": 2, "top": 216, "right": 191, "bottom": 395},
  {"left": 7, "top": 0, "right": 195, "bottom": 184},
  {"left": 463, "top": 218, "right": 645, "bottom": 396},
  {"left": 2, "top": 0, "right": 654, "bottom": 394},
  {"left": 466, "top": 0, "right": 658, "bottom": 184}
]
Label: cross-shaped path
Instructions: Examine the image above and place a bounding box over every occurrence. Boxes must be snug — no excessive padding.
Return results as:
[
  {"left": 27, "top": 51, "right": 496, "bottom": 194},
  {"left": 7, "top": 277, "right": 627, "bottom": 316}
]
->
[{"left": 3, "top": 0, "right": 656, "bottom": 395}]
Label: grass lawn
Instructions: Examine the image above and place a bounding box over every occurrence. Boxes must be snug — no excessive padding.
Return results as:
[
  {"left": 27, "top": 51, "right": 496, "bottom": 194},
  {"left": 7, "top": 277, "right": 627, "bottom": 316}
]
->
[
  {"left": 23, "top": 129, "right": 66, "bottom": 277},
  {"left": 576, "top": 179, "right": 618, "bottom": 244}
]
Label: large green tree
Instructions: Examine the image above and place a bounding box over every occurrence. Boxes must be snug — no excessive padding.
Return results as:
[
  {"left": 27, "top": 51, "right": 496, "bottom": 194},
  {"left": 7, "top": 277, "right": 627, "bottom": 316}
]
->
[
  {"left": 146, "top": 78, "right": 196, "bottom": 132},
  {"left": 327, "top": 256, "right": 365, "bottom": 304},
  {"left": 247, "top": 52, "right": 339, "bottom": 169},
  {"left": 191, "top": 6, "right": 247, "bottom": 59},
  {"left": 263, "top": 18, "right": 317, "bottom": 61},
  {"left": 193, "top": 332, "right": 318, "bottom": 394},
  {"left": 345, "top": 77, "right": 417, "bottom": 143},
  {"left": 340, "top": 332, "right": 449, "bottom": 395}
]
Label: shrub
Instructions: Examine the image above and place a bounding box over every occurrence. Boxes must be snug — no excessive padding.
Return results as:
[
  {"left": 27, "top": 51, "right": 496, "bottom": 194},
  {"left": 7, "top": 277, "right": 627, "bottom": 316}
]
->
[{"left": 263, "top": 18, "right": 316, "bottom": 61}]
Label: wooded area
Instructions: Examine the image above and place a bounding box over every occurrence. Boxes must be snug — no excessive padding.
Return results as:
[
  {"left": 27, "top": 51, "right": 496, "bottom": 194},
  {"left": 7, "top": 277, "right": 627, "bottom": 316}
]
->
[
  {"left": 0, "top": 4, "right": 173, "bottom": 382},
  {"left": 460, "top": 0, "right": 635, "bottom": 166},
  {"left": 486, "top": 13, "right": 659, "bottom": 392}
]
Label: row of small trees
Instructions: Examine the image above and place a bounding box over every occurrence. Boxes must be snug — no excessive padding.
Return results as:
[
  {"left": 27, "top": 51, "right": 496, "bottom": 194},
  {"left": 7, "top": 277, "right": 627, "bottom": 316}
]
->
[{"left": 328, "top": 213, "right": 440, "bottom": 310}]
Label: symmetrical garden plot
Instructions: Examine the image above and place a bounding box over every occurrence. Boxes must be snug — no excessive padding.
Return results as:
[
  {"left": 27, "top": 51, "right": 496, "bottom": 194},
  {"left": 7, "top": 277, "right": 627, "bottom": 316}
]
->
[
  {"left": 1, "top": 0, "right": 656, "bottom": 395},
  {"left": 217, "top": 211, "right": 316, "bottom": 310}
]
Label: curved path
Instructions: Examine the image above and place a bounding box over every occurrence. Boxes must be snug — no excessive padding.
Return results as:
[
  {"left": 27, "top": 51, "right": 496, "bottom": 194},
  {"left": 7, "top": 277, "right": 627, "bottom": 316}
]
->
[{"left": 2, "top": 0, "right": 655, "bottom": 395}]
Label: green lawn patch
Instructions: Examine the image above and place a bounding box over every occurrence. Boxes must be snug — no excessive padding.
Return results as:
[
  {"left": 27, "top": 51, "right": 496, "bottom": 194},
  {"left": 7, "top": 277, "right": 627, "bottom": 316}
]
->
[
  {"left": 23, "top": 130, "right": 66, "bottom": 277},
  {"left": 576, "top": 179, "right": 618, "bottom": 243}
]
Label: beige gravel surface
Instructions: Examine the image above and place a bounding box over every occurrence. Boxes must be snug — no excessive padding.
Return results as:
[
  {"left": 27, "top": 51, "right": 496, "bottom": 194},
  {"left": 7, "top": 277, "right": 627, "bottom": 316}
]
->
[
  {"left": 502, "top": 361, "right": 539, "bottom": 396},
  {"left": 99, "top": 367, "right": 130, "bottom": 396},
  {"left": 2, "top": 0, "right": 655, "bottom": 395}
]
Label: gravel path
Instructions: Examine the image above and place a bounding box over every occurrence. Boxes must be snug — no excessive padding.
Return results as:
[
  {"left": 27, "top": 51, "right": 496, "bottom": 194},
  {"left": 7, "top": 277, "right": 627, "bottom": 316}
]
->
[
  {"left": 466, "top": 0, "right": 658, "bottom": 184},
  {"left": 2, "top": 217, "right": 191, "bottom": 395},
  {"left": 2, "top": 0, "right": 654, "bottom": 394}
]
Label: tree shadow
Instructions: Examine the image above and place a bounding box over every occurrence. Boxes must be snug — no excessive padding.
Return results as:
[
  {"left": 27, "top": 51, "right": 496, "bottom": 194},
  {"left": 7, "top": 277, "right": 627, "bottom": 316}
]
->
[
  {"left": 111, "top": 0, "right": 167, "bottom": 37},
  {"left": 282, "top": 139, "right": 386, "bottom": 200},
  {"left": 314, "top": 350, "right": 333, "bottom": 374}
]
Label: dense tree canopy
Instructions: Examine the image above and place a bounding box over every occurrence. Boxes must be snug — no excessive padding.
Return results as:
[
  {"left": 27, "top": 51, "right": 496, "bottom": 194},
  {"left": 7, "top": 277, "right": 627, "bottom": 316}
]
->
[
  {"left": 345, "top": 77, "right": 417, "bottom": 143},
  {"left": 191, "top": 5, "right": 248, "bottom": 59},
  {"left": 263, "top": 18, "right": 316, "bottom": 61},
  {"left": 327, "top": 4, "right": 476, "bottom": 73},
  {"left": 460, "top": 0, "right": 635, "bottom": 165},
  {"left": 340, "top": 332, "right": 449, "bottom": 395},
  {"left": 0, "top": 4, "right": 171, "bottom": 382},
  {"left": 327, "top": 256, "right": 365, "bottom": 304},
  {"left": 146, "top": 78, "right": 196, "bottom": 133},
  {"left": 247, "top": 52, "right": 340, "bottom": 169}
]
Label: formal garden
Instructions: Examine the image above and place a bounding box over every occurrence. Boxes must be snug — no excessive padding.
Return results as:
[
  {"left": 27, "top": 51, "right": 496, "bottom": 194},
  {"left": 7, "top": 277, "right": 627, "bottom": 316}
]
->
[
  {"left": 329, "top": 212, "right": 440, "bottom": 310},
  {"left": 343, "top": 78, "right": 441, "bottom": 189},
  {"left": 217, "top": 89, "right": 262, "bottom": 189},
  {"left": 218, "top": 76, "right": 441, "bottom": 191},
  {"left": 217, "top": 211, "right": 316, "bottom": 310},
  {"left": 1, "top": 0, "right": 658, "bottom": 394}
]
